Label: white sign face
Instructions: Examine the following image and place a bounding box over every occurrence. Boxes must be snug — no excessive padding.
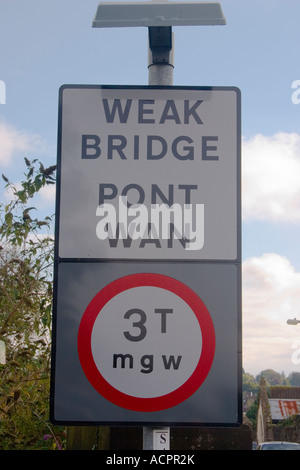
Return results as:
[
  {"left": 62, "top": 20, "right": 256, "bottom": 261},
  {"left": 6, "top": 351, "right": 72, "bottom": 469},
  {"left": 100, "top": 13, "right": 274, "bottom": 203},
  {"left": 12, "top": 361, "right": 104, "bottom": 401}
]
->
[
  {"left": 77, "top": 273, "right": 215, "bottom": 412},
  {"left": 57, "top": 85, "right": 241, "bottom": 261}
]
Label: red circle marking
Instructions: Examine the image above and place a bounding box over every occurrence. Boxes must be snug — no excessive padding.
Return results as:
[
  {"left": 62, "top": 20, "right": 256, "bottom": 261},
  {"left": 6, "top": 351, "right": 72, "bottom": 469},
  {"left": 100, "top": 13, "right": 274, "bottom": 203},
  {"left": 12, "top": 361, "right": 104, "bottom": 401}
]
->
[{"left": 77, "top": 273, "right": 215, "bottom": 412}]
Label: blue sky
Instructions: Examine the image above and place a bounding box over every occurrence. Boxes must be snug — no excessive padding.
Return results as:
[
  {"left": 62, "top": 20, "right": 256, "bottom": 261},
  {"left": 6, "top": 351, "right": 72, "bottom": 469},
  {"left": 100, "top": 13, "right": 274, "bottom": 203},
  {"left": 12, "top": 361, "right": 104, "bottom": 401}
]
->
[{"left": 1, "top": 0, "right": 300, "bottom": 377}]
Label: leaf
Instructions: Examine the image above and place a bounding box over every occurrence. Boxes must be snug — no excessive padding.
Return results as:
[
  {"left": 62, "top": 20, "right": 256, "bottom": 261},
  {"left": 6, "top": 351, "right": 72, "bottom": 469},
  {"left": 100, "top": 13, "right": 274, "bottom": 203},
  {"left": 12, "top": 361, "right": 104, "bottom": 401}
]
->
[
  {"left": 34, "top": 176, "right": 42, "bottom": 192},
  {"left": 42, "top": 165, "right": 56, "bottom": 176},
  {"left": 4, "top": 212, "right": 13, "bottom": 227},
  {"left": 15, "top": 190, "right": 27, "bottom": 204},
  {"left": 36, "top": 221, "right": 48, "bottom": 227}
]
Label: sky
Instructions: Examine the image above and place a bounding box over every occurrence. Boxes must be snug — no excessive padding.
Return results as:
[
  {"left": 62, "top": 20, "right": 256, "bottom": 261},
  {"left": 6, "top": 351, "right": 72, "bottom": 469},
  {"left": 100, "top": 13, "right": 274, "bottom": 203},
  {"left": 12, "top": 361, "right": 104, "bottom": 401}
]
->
[{"left": 1, "top": 0, "right": 300, "bottom": 378}]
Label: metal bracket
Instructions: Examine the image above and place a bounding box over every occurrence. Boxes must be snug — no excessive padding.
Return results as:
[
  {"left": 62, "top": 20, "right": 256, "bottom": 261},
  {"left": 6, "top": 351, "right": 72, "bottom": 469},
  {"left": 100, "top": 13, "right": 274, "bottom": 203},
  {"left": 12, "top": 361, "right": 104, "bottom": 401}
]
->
[{"left": 148, "top": 26, "right": 173, "bottom": 65}]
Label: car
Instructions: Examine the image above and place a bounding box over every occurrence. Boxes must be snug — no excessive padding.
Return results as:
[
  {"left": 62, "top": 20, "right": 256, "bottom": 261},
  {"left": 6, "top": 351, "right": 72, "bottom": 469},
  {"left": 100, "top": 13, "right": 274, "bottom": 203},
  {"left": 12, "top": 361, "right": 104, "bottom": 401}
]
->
[{"left": 257, "top": 441, "right": 300, "bottom": 450}]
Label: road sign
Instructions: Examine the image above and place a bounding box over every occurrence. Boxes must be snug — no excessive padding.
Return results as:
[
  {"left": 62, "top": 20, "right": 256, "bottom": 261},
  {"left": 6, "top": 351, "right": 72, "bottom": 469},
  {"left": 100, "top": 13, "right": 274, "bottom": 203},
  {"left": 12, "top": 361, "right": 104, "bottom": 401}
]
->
[
  {"left": 50, "top": 261, "right": 241, "bottom": 425},
  {"left": 77, "top": 273, "right": 215, "bottom": 412},
  {"left": 56, "top": 85, "right": 241, "bottom": 261},
  {"left": 50, "top": 84, "right": 242, "bottom": 426}
]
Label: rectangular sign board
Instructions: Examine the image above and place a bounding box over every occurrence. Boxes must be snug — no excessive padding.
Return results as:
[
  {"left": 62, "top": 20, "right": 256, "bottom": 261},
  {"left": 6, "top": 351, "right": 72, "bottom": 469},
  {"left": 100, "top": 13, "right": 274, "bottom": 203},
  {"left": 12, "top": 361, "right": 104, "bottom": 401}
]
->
[
  {"left": 56, "top": 85, "right": 241, "bottom": 261},
  {"left": 51, "top": 85, "right": 242, "bottom": 427},
  {"left": 51, "top": 261, "right": 242, "bottom": 426}
]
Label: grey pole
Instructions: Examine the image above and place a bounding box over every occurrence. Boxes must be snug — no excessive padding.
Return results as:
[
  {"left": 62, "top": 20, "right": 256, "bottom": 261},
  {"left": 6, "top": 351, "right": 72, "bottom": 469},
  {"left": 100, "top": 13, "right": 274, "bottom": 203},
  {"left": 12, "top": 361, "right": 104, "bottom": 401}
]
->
[
  {"left": 148, "top": 26, "right": 174, "bottom": 86},
  {"left": 143, "top": 427, "right": 154, "bottom": 450},
  {"left": 143, "top": 25, "right": 174, "bottom": 451}
]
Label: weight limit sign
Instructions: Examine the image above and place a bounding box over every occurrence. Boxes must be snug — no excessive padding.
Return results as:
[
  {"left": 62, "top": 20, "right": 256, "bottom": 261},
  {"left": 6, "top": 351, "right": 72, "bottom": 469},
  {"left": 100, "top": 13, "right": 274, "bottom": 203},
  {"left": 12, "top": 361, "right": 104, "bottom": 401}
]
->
[{"left": 77, "top": 273, "right": 215, "bottom": 412}]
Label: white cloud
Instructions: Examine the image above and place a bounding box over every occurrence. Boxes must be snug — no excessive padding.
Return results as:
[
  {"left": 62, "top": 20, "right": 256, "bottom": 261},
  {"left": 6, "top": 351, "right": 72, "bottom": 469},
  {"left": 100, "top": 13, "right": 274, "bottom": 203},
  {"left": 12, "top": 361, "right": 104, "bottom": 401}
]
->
[
  {"left": 39, "top": 184, "right": 56, "bottom": 206},
  {"left": 242, "top": 133, "right": 300, "bottom": 223},
  {"left": 0, "top": 120, "right": 47, "bottom": 167},
  {"left": 243, "top": 253, "right": 300, "bottom": 375}
]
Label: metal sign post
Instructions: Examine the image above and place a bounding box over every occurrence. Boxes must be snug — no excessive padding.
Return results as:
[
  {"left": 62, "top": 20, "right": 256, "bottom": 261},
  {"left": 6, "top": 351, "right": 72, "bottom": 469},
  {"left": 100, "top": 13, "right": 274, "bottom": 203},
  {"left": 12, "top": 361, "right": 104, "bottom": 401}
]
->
[{"left": 144, "top": 24, "right": 174, "bottom": 450}]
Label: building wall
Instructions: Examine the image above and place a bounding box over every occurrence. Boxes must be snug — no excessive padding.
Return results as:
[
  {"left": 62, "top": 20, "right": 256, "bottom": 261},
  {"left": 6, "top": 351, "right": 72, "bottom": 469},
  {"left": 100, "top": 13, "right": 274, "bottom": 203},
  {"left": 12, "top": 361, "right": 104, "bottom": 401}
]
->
[
  {"left": 256, "top": 377, "right": 273, "bottom": 443},
  {"left": 272, "top": 415, "right": 300, "bottom": 443},
  {"left": 257, "top": 380, "right": 300, "bottom": 444}
]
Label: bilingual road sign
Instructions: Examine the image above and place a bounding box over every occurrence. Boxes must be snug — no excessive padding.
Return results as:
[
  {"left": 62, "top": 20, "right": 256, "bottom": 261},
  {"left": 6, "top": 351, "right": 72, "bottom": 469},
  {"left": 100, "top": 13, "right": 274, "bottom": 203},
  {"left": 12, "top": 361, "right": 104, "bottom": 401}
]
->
[
  {"left": 56, "top": 85, "right": 241, "bottom": 261},
  {"left": 50, "top": 85, "right": 242, "bottom": 426}
]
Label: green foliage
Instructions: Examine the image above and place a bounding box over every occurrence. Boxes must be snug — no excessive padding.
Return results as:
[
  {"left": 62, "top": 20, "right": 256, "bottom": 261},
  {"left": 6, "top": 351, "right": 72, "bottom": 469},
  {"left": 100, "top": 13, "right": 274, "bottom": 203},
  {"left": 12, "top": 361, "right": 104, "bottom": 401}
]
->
[
  {"left": 256, "top": 369, "right": 289, "bottom": 386},
  {"left": 1, "top": 158, "right": 55, "bottom": 246},
  {"left": 0, "top": 158, "right": 65, "bottom": 450},
  {"left": 243, "top": 371, "right": 259, "bottom": 394},
  {"left": 246, "top": 399, "right": 258, "bottom": 423},
  {"left": 289, "top": 372, "right": 300, "bottom": 386}
]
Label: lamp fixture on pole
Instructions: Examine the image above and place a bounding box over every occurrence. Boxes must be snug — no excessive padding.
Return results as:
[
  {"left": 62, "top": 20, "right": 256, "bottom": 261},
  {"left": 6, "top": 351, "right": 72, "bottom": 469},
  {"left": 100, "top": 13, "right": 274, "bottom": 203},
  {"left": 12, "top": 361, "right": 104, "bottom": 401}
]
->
[{"left": 287, "top": 318, "right": 300, "bottom": 325}]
